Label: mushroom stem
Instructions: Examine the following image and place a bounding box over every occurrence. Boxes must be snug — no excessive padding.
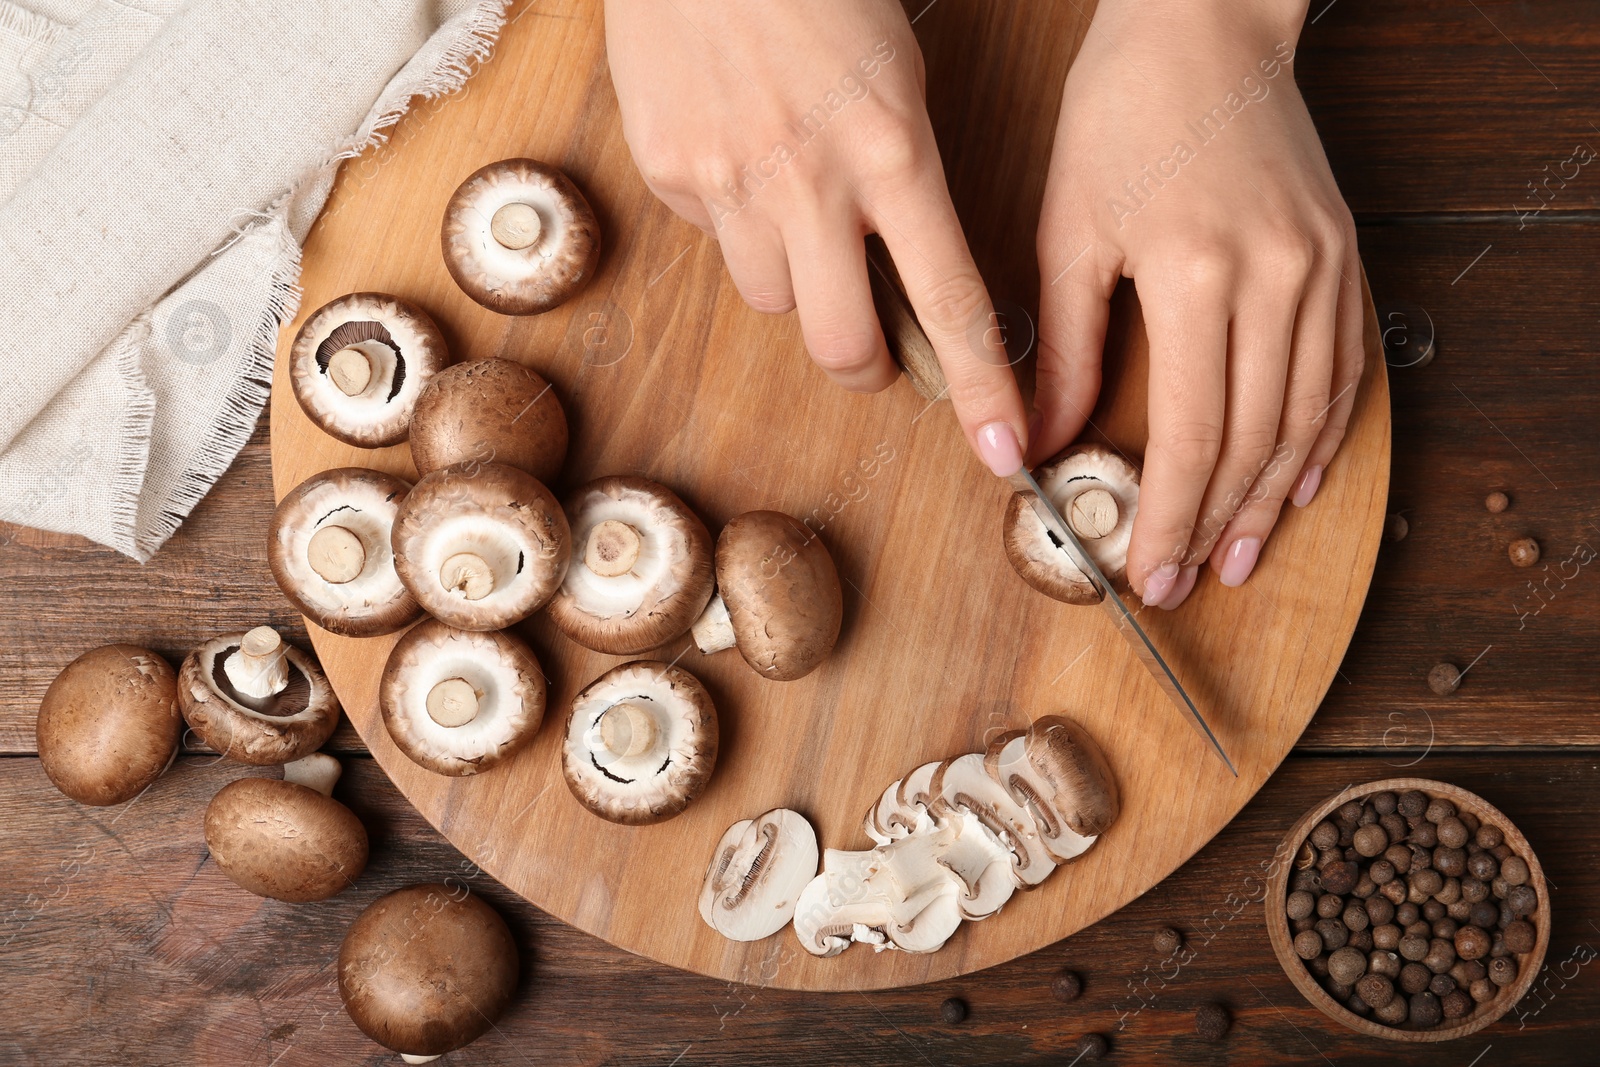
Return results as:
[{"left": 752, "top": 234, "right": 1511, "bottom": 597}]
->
[
  {"left": 599, "top": 702, "right": 658, "bottom": 759},
  {"left": 307, "top": 524, "right": 367, "bottom": 584},
  {"left": 490, "top": 201, "right": 543, "bottom": 250},
  {"left": 327, "top": 346, "right": 374, "bottom": 396},
  {"left": 690, "top": 593, "right": 737, "bottom": 655},
  {"left": 1068, "top": 488, "right": 1119, "bottom": 540},
  {"left": 440, "top": 553, "right": 495, "bottom": 601},
  {"left": 584, "top": 519, "right": 642, "bottom": 577},
  {"left": 283, "top": 752, "right": 342, "bottom": 796},
  {"left": 426, "top": 678, "right": 481, "bottom": 728},
  {"left": 400, "top": 1056, "right": 442, "bottom": 1065},
  {"left": 224, "top": 626, "right": 290, "bottom": 701}
]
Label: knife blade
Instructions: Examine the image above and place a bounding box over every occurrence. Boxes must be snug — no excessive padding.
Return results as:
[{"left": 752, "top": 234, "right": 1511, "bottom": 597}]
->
[{"left": 1009, "top": 467, "right": 1236, "bottom": 776}]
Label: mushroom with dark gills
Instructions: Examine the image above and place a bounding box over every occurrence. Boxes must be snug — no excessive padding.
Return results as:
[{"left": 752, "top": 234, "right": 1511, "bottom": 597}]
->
[
  {"left": 549, "top": 476, "right": 715, "bottom": 655},
  {"left": 37, "top": 644, "right": 182, "bottom": 805},
  {"left": 691, "top": 511, "right": 843, "bottom": 681},
  {"left": 390, "top": 461, "right": 570, "bottom": 631},
  {"left": 178, "top": 627, "right": 340, "bottom": 765},
  {"left": 441, "top": 158, "right": 601, "bottom": 315},
  {"left": 984, "top": 714, "right": 1120, "bottom": 863},
  {"left": 699, "top": 808, "right": 820, "bottom": 941},
  {"left": 408, "top": 358, "right": 569, "bottom": 485},
  {"left": 269, "top": 467, "right": 422, "bottom": 638},
  {"left": 289, "top": 293, "right": 449, "bottom": 447},
  {"left": 379, "top": 619, "right": 546, "bottom": 776},
  {"left": 1003, "top": 443, "right": 1141, "bottom": 605},
  {"left": 561, "top": 661, "right": 718, "bottom": 825}
]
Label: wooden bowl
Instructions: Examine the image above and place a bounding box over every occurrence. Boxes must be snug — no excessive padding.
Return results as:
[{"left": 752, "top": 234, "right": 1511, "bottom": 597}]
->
[{"left": 1266, "top": 778, "right": 1550, "bottom": 1042}]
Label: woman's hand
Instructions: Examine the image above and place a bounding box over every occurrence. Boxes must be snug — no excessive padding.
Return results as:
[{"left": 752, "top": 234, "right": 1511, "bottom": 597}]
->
[
  {"left": 1035, "top": 0, "right": 1364, "bottom": 608},
  {"left": 605, "top": 0, "right": 1029, "bottom": 475}
]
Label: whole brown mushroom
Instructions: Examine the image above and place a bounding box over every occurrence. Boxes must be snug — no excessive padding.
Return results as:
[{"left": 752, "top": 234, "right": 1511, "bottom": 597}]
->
[
  {"left": 338, "top": 884, "right": 519, "bottom": 1062},
  {"left": 408, "top": 358, "right": 569, "bottom": 484},
  {"left": 37, "top": 644, "right": 181, "bottom": 805},
  {"left": 178, "top": 627, "right": 341, "bottom": 765}
]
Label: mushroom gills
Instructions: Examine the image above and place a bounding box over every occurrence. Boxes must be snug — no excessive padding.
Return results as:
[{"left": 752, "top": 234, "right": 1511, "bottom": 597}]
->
[
  {"left": 988, "top": 732, "right": 1100, "bottom": 863},
  {"left": 314, "top": 320, "right": 403, "bottom": 402},
  {"left": 698, "top": 809, "right": 819, "bottom": 942},
  {"left": 931, "top": 752, "right": 1059, "bottom": 889}
]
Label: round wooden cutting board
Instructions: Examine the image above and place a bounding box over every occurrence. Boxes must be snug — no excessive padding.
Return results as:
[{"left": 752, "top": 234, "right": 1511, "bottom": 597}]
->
[{"left": 269, "top": 0, "right": 1389, "bottom": 990}]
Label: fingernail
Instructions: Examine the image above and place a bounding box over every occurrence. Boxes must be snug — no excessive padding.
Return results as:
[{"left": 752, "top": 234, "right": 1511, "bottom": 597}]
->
[
  {"left": 977, "top": 421, "right": 1024, "bottom": 477},
  {"left": 1158, "top": 564, "right": 1199, "bottom": 610},
  {"left": 1219, "top": 537, "right": 1262, "bottom": 588},
  {"left": 1291, "top": 465, "right": 1323, "bottom": 508},
  {"left": 1140, "top": 560, "right": 1180, "bottom": 605}
]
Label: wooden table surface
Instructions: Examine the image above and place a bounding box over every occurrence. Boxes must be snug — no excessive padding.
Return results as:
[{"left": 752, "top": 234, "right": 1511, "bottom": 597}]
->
[{"left": 4, "top": 0, "right": 1598, "bottom": 1063}]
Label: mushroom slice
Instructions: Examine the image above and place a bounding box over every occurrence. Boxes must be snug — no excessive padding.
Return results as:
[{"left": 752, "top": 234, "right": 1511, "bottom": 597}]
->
[
  {"left": 864, "top": 760, "right": 941, "bottom": 846},
  {"left": 378, "top": 619, "right": 546, "bottom": 777},
  {"left": 549, "top": 477, "right": 715, "bottom": 655},
  {"left": 204, "top": 754, "right": 368, "bottom": 902},
  {"left": 561, "top": 661, "right": 718, "bottom": 825},
  {"left": 37, "top": 644, "right": 181, "bottom": 806},
  {"left": 987, "top": 715, "right": 1120, "bottom": 863},
  {"left": 691, "top": 511, "right": 843, "bottom": 681},
  {"left": 441, "top": 159, "right": 600, "bottom": 315},
  {"left": 269, "top": 467, "right": 422, "bottom": 638},
  {"left": 409, "top": 358, "right": 569, "bottom": 484},
  {"left": 931, "top": 753, "right": 1058, "bottom": 889},
  {"left": 698, "top": 809, "right": 819, "bottom": 942},
  {"left": 179, "top": 629, "right": 339, "bottom": 765},
  {"left": 1003, "top": 443, "right": 1141, "bottom": 605},
  {"left": 288, "top": 292, "right": 448, "bottom": 447},
  {"left": 391, "top": 461, "right": 570, "bottom": 630},
  {"left": 792, "top": 835, "right": 970, "bottom": 957}
]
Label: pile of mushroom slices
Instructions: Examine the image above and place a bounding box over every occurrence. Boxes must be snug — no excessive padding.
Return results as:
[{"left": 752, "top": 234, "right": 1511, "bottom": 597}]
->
[
  {"left": 1004, "top": 443, "right": 1143, "bottom": 605},
  {"left": 787, "top": 715, "right": 1120, "bottom": 957}
]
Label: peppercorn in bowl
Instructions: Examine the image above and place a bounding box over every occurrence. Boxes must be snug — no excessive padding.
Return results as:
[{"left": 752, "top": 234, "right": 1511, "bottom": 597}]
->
[{"left": 1265, "top": 778, "right": 1549, "bottom": 1042}]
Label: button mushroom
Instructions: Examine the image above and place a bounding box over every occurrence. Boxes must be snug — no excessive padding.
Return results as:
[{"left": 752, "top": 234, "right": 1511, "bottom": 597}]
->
[
  {"left": 986, "top": 714, "right": 1120, "bottom": 863},
  {"left": 548, "top": 476, "right": 715, "bottom": 655},
  {"left": 391, "top": 461, "right": 570, "bottom": 631},
  {"left": 379, "top": 619, "right": 546, "bottom": 776},
  {"left": 338, "top": 883, "right": 519, "bottom": 1063},
  {"left": 408, "top": 358, "right": 569, "bottom": 485},
  {"left": 698, "top": 808, "right": 819, "bottom": 942},
  {"left": 441, "top": 158, "right": 601, "bottom": 315},
  {"left": 289, "top": 292, "right": 449, "bottom": 447},
  {"left": 178, "top": 627, "right": 340, "bottom": 765},
  {"left": 1003, "top": 443, "right": 1141, "bottom": 605},
  {"left": 690, "top": 511, "right": 843, "bottom": 681},
  {"left": 269, "top": 467, "right": 422, "bottom": 638},
  {"left": 561, "top": 660, "right": 718, "bottom": 825},
  {"left": 36, "top": 644, "right": 181, "bottom": 805},
  {"left": 204, "top": 753, "right": 368, "bottom": 901}
]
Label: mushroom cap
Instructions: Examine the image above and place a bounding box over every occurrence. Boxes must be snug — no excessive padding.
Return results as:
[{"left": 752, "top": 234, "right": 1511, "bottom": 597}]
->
[
  {"left": 379, "top": 619, "right": 546, "bottom": 776},
  {"left": 987, "top": 714, "right": 1120, "bottom": 862},
  {"left": 289, "top": 292, "right": 449, "bottom": 447},
  {"left": 561, "top": 660, "right": 718, "bottom": 825},
  {"left": 409, "top": 358, "right": 569, "bottom": 485},
  {"left": 1003, "top": 443, "right": 1141, "bottom": 605},
  {"left": 548, "top": 476, "right": 714, "bottom": 655},
  {"left": 441, "top": 159, "right": 600, "bottom": 315},
  {"left": 269, "top": 467, "right": 422, "bottom": 638},
  {"left": 338, "top": 884, "right": 519, "bottom": 1059},
  {"left": 391, "top": 461, "right": 571, "bottom": 631},
  {"left": 204, "top": 776, "right": 368, "bottom": 901},
  {"left": 36, "top": 645, "right": 180, "bottom": 806},
  {"left": 178, "top": 634, "right": 340, "bottom": 765},
  {"left": 715, "top": 511, "right": 843, "bottom": 681}
]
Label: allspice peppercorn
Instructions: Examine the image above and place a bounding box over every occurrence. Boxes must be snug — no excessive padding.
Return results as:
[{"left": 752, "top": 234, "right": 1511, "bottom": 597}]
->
[
  {"left": 1399, "top": 935, "right": 1430, "bottom": 962},
  {"left": 1455, "top": 925, "right": 1490, "bottom": 961},
  {"left": 1194, "top": 1002, "right": 1230, "bottom": 1041},
  {"left": 1398, "top": 790, "right": 1428, "bottom": 818},
  {"left": 1427, "top": 663, "right": 1461, "bottom": 695},
  {"left": 1429, "top": 973, "right": 1456, "bottom": 997},
  {"left": 1385, "top": 513, "right": 1409, "bottom": 541},
  {"left": 1074, "top": 1033, "right": 1108, "bottom": 1061},
  {"left": 1153, "top": 927, "right": 1183, "bottom": 956},
  {"left": 1317, "top": 893, "right": 1345, "bottom": 919},
  {"left": 1501, "top": 856, "right": 1530, "bottom": 886},
  {"left": 1316, "top": 918, "right": 1350, "bottom": 952},
  {"left": 1489, "top": 955, "right": 1519, "bottom": 987},
  {"left": 1442, "top": 989, "right": 1473, "bottom": 1019},
  {"left": 1294, "top": 930, "right": 1323, "bottom": 960},
  {"left": 1357, "top": 973, "right": 1395, "bottom": 1009},
  {"left": 1321, "top": 860, "right": 1359, "bottom": 896},
  {"left": 1467, "top": 852, "right": 1498, "bottom": 881},
  {"left": 1286, "top": 891, "right": 1315, "bottom": 921},
  {"left": 1051, "top": 970, "right": 1083, "bottom": 1002},
  {"left": 1470, "top": 977, "right": 1496, "bottom": 1004},
  {"left": 1399, "top": 963, "right": 1433, "bottom": 996},
  {"left": 939, "top": 997, "right": 967, "bottom": 1024},
  {"left": 1328, "top": 946, "right": 1367, "bottom": 985},
  {"left": 1310, "top": 820, "right": 1339, "bottom": 850},
  {"left": 1509, "top": 537, "right": 1540, "bottom": 568},
  {"left": 1409, "top": 991, "right": 1443, "bottom": 1028},
  {"left": 1503, "top": 920, "right": 1536, "bottom": 954},
  {"left": 1423, "top": 938, "right": 1458, "bottom": 975},
  {"left": 1437, "top": 817, "right": 1469, "bottom": 849},
  {"left": 1372, "top": 925, "right": 1401, "bottom": 951},
  {"left": 1485, "top": 491, "right": 1509, "bottom": 513},
  {"left": 1506, "top": 884, "right": 1538, "bottom": 918},
  {"left": 1475, "top": 824, "right": 1504, "bottom": 850},
  {"left": 1353, "top": 824, "right": 1389, "bottom": 858},
  {"left": 1373, "top": 995, "right": 1409, "bottom": 1025}
]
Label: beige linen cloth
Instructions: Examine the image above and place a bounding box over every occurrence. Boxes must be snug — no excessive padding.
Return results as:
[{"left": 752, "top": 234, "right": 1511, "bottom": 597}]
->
[{"left": 0, "top": 0, "right": 509, "bottom": 559}]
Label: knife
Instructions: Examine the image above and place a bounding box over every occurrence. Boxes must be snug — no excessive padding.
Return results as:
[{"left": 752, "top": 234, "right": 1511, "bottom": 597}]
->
[{"left": 866, "top": 239, "right": 1237, "bottom": 775}]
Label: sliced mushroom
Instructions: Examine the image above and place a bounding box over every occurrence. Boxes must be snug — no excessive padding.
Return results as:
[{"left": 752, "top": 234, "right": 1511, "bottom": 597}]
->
[
  {"left": 986, "top": 714, "right": 1120, "bottom": 863},
  {"left": 338, "top": 883, "right": 518, "bottom": 1063},
  {"left": 378, "top": 619, "right": 546, "bottom": 776},
  {"left": 204, "top": 753, "right": 368, "bottom": 902},
  {"left": 441, "top": 159, "right": 600, "bottom": 315},
  {"left": 391, "top": 461, "right": 570, "bottom": 630},
  {"left": 548, "top": 476, "right": 714, "bottom": 655},
  {"left": 36, "top": 645, "right": 181, "bottom": 805},
  {"left": 690, "top": 511, "right": 842, "bottom": 681},
  {"left": 792, "top": 833, "right": 971, "bottom": 957},
  {"left": 863, "top": 760, "right": 940, "bottom": 846},
  {"left": 1003, "top": 443, "right": 1141, "bottom": 605},
  {"left": 289, "top": 293, "right": 449, "bottom": 447},
  {"left": 409, "top": 358, "right": 569, "bottom": 484},
  {"left": 269, "top": 467, "right": 422, "bottom": 638},
  {"left": 561, "top": 661, "right": 718, "bottom": 825},
  {"left": 931, "top": 753, "right": 1057, "bottom": 889},
  {"left": 698, "top": 809, "right": 819, "bottom": 942},
  {"left": 178, "top": 628, "right": 340, "bottom": 765}
]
